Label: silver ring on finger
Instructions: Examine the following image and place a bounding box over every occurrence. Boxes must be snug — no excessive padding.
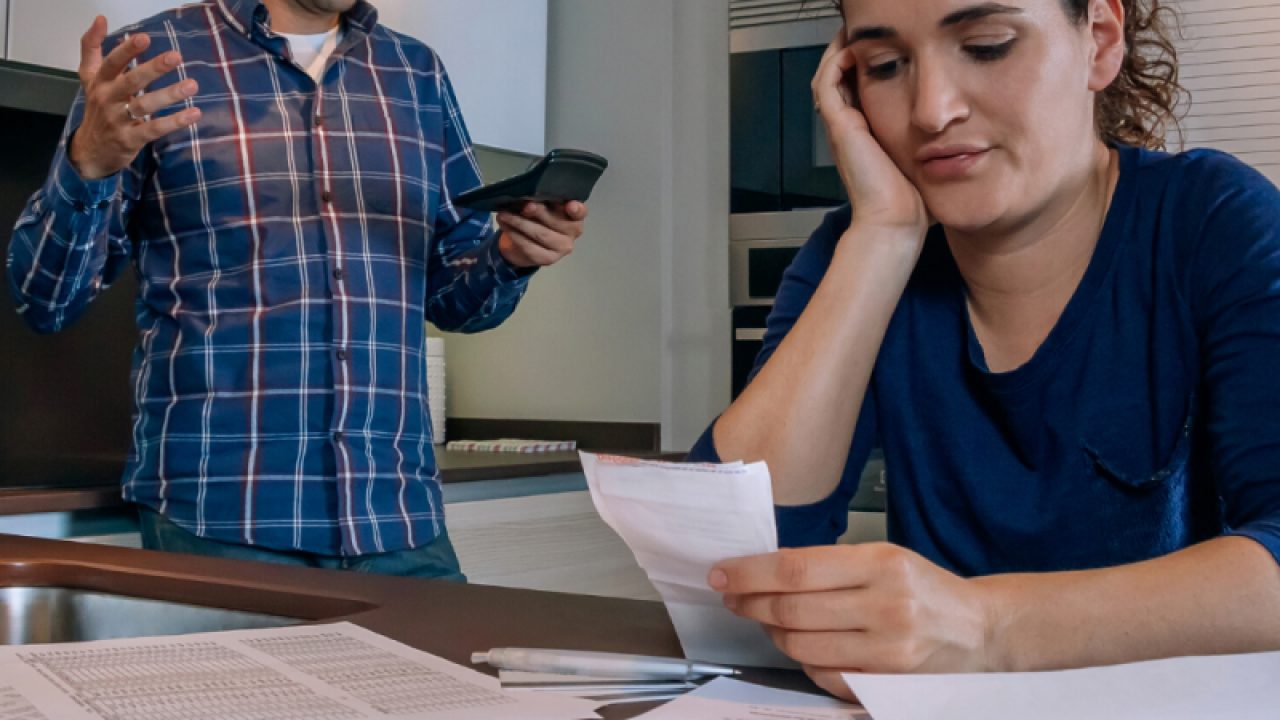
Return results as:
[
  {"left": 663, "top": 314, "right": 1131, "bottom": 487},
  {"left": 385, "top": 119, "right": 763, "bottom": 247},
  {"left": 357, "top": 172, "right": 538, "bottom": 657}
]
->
[{"left": 124, "top": 101, "right": 146, "bottom": 123}]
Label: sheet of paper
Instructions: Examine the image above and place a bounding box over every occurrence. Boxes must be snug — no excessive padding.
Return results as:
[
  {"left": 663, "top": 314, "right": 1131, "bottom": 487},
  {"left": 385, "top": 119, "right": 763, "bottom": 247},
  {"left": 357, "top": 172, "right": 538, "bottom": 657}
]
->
[
  {"left": 0, "top": 622, "right": 598, "bottom": 720},
  {"left": 581, "top": 452, "right": 797, "bottom": 669},
  {"left": 844, "top": 649, "right": 1280, "bottom": 720},
  {"left": 635, "top": 677, "right": 869, "bottom": 719}
]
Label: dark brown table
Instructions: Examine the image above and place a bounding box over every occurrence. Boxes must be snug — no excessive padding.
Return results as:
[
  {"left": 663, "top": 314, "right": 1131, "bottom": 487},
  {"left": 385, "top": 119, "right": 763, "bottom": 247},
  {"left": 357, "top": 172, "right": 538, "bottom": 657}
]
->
[{"left": 0, "top": 533, "right": 812, "bottom": 718}]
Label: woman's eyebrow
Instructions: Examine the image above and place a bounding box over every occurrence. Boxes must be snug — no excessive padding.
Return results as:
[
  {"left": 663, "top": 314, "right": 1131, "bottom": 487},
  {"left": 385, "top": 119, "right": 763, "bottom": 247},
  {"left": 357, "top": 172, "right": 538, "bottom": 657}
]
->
[
  {"left": 848, "top": 26, "right": 897, "bottom": 45},
  {"left": 940, "top": 2, "right": 1025, "bottom": 28},
  {"left": 847, "top": 3, "right": 1023, "bottom": 45}
]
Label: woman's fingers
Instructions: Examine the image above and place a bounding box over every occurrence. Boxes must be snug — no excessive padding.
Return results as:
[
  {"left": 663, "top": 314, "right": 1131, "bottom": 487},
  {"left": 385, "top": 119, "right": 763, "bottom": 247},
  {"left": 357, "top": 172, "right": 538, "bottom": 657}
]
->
[
  {"left": 713, "top": 545, "right": 893, "bottom": 595},
  {"left": 727, "top": 588, "right": 871, "bottom": 631},
  {"left": 803, "top": 665, "right": 860, "bottom": 703}
]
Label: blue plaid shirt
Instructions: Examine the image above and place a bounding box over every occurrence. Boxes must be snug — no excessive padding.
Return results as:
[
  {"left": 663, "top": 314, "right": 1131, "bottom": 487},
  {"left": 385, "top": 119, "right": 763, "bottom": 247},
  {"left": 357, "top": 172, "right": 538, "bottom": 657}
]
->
[{"left": 6, "top": 0, "right": 532, "bottom": 556}]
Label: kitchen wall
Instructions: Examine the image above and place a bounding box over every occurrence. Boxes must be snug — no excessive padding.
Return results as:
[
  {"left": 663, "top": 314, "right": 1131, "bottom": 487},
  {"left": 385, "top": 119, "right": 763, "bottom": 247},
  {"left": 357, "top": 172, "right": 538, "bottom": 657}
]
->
[{"left": 441, "top": 0, "right": 732, "bottom": 452}]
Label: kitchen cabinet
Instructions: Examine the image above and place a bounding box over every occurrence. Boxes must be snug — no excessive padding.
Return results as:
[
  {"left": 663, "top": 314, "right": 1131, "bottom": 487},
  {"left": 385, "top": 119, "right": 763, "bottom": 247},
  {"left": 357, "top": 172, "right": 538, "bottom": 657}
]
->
[
  {"left": 6, "top": 0, "right": 177, "bottom": 71},
  {"left": 373, "top": 0, "right": 547, "bottom": 155}
]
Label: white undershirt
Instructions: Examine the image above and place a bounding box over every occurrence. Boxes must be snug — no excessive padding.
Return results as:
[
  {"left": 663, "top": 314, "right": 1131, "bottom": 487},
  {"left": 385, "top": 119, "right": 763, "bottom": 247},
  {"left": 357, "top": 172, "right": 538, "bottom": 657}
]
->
[{"left": 280, "top": 25, "right": 344, "bottom": 83}]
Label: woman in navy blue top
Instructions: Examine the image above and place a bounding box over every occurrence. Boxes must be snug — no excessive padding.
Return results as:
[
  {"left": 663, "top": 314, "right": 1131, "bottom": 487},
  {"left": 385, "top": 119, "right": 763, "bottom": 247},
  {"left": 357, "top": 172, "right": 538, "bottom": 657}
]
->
[{"left": 691, "top": 0, "right": 1280, "bottom": 698}]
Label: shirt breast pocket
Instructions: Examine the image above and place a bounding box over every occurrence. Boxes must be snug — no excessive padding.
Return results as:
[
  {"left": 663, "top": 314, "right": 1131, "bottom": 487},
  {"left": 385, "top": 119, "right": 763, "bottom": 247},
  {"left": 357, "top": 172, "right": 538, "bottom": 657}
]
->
[{"left": 1077, "top": 401, "right": 1196, "bottom": 560}]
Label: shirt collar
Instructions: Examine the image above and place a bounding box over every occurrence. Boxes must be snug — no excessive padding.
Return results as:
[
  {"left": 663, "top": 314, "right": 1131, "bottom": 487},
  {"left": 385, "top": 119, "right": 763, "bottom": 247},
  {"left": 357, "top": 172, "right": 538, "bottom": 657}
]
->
[{"left": 215, "top": 0, "right": 379, "bottom": 43}]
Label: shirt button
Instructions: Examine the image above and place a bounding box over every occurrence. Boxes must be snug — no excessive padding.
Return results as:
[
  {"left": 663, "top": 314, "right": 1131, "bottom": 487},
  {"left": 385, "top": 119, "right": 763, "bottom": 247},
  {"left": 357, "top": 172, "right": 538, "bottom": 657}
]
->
[
  {"left": 332, "top": 268, "right": 345, "bottom": 281},
  {"left": 335, "top": 348, "right": 347, "bottom": 362},
  {"left": 314, "top": 114, "right": 324, "bottom": 127},
  {"left": 333, "top": 431, "right": 345, "bottom": 442},
  {"left": 321, "top": 190, "right": 334, "bottom": 204}
]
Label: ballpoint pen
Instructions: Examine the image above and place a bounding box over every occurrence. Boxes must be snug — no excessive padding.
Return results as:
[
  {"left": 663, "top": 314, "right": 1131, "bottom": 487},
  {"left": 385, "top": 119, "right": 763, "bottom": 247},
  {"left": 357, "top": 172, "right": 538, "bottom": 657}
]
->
[{"left": 472, "top": 647, "right": 740, "bottom": 682}]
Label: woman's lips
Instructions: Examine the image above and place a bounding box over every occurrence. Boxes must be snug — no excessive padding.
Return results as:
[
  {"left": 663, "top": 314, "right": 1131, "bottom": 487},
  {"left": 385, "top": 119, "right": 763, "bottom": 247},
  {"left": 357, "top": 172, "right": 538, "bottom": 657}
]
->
[{"left": 919, "top": 148, "right": 990, "bottom": 182}]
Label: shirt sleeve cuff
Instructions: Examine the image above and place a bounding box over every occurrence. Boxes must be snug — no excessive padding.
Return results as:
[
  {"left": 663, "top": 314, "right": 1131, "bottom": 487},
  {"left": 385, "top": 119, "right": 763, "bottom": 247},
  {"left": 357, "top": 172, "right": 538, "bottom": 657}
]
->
[
  {"left": 775, "top": 494, "right": 852, "bottom": 548},
  {"left": 483, "top": 230, "right": 538, "bottom": 284},
  {"left": 48, "top": 139, "right": 121, "bottom": 213},
  {"left": 1226, "top": 519, "right": 1280, "bottom": 568},
  {"left": 686, "top": 422, "right": 723, "bottom": 463}
]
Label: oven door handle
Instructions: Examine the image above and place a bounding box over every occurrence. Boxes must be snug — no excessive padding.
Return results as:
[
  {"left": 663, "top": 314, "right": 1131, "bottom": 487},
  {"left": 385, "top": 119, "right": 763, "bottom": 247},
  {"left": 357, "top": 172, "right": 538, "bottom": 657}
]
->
[{"left": 734, "top": 328, "right": 767, "bottom": 342}]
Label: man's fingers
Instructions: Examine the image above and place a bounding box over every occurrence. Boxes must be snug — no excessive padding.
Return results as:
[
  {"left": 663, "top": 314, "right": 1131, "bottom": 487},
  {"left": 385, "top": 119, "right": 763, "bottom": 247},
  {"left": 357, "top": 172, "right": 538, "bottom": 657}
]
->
[
  {"left": 79, "top": 16, "right": 109, "bottom": 85},
  {"left": 563, "top": 200, "right": 588, "bottom": 222},
  {"left": 129, "top": 78, "right": 198, "bottom": 118},
  {"left": 129, "top": 107, "right": 202, "bottom": 145},
  {"left": 96, "top": 32, "right": 150, "bottom": 85},
  {"left": 495, "top": 211, "right": 573, "bottom": 254},
  {"left": 515, "top": 202, "right": 582, "bottom": 237},
  {"left": 113, "top": 50, "right": 182, "bottom": 101},
  {"left": 497, "top": 227, "right": 558, "bottom": 267}
]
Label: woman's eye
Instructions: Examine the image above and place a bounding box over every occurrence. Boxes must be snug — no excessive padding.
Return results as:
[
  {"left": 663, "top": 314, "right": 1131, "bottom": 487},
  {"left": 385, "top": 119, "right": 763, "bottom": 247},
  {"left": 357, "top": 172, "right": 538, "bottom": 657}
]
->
[
  {"left": 865, "top": 58, "right": 903, "bottom": 80},
  {"left": 964, "top": 38, "right": 1016, "bottom": 62}
]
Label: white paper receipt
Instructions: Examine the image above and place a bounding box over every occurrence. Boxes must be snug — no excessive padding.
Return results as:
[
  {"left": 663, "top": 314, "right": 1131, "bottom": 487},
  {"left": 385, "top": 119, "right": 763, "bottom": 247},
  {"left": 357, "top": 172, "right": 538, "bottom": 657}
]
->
[{"left": 580, "top": 452, "right": 796, "bottom": 669}]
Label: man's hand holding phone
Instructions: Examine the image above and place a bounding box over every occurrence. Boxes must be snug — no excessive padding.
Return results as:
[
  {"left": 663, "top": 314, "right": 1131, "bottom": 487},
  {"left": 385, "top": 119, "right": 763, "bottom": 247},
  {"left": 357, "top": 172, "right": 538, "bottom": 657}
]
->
[
  {"left": 495, "top": 201, "right": 589, "bottom": 269},
  {"left": 454, "top": 149, "right": 605, "bottom": 269},
  {"left": 69, "top": 16, "right": 202, "bottom": 181}
]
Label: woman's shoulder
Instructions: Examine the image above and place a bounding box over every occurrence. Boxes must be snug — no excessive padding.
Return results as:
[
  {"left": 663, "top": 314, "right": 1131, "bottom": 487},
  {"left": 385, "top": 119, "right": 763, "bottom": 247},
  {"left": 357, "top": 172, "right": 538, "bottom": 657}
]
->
[
  {"left": 1122, "top": 145, "right": 1280, "bottom": 320},
  {"left": 1121, "top": 144, "right": 1280, "bottom": 256},
  {"left": 1126, "top": 144, "right": 1278, "bottom": 216}
]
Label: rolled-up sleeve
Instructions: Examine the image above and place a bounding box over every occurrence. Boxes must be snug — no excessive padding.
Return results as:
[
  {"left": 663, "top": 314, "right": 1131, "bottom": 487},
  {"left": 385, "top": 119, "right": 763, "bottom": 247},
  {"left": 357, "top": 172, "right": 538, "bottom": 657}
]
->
[{"left": 1189, "top": 156, "right": 1280, "bottom": 565}]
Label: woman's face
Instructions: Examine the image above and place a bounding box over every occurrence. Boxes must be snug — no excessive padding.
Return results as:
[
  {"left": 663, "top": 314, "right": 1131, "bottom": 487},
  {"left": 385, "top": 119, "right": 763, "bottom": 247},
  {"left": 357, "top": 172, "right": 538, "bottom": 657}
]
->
[{"left": 840, "top": 0, "right": 1107, "bottom": 234}]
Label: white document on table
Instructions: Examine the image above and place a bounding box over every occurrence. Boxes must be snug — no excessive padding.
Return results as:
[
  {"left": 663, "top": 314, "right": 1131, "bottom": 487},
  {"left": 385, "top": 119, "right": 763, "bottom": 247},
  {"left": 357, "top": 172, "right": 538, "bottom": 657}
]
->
[
  {"left": 844, "top": 649, "right": 1280, "bottom": 720},
  {"left": 635, "top": 677, "right": 869, "bottom": 719},
  {"left": 0, "top": 622, "right": 599, "bottom": 720},
  {"left": 580, "top": 452, "right": 796, "bottom": 669}
]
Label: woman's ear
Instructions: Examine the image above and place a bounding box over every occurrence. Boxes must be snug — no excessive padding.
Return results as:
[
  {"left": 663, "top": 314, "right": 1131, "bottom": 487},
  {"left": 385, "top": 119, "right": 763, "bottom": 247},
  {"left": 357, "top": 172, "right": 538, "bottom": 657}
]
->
[{"left": 1087, "top": 0, "right": 1126, "bottom": 92}]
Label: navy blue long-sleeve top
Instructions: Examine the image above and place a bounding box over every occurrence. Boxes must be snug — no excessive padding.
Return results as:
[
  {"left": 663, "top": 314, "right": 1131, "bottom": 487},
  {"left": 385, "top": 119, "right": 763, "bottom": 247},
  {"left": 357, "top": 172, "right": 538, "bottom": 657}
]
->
[{"left": 690, "top": 144, "right": 1280, "bottom": 576}]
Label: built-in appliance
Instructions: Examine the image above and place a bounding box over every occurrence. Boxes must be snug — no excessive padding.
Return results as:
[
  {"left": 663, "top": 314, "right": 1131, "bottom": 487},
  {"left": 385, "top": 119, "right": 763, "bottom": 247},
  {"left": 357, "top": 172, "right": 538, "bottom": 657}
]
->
[
  {"left": 730, "top": 2, "right": 844, "bottom": 214},
  {"left": 729, "top": 209, "right": 826, "bottom": 397},
  {"left": 728, "top": 3, "right": 847, "bottom": 398}
]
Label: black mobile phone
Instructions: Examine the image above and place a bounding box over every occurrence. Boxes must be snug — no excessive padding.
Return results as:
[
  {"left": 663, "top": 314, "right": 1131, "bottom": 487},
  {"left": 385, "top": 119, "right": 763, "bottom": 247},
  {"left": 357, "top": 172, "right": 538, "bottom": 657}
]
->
[{"left": 452, "top": 149, "right": 609, "bottom": 213}]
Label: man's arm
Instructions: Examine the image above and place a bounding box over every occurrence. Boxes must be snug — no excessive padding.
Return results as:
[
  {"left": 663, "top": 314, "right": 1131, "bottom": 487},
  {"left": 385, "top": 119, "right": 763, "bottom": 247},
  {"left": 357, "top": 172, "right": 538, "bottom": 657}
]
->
[
  {"left": 7, "top": 18, "right": 199, "bottom": 333},
  {"left": 423, "top": 52, "right": 584, "bottom": 333}
]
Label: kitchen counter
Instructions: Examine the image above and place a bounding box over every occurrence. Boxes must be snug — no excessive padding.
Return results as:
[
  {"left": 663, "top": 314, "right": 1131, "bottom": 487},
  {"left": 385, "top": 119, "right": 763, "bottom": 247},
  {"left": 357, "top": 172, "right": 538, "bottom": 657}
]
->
[
  {"left": 0, "top": 448, "right": 687, "bottom": 516},
  {"left": 0, "top": 532, "right": 811, "bottom": 719}
]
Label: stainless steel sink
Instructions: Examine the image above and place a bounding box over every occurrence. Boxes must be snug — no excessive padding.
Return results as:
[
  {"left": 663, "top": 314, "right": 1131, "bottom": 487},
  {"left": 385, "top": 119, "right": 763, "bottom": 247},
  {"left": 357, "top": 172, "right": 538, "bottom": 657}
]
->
[{"left": 0, "top": 587, "right": 299, "bottom": 645}]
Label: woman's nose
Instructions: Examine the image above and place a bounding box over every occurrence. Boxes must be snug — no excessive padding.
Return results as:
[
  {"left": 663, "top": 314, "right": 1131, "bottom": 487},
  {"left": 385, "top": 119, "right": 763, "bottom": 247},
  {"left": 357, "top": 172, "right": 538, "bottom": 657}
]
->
[{"left": 910, "top": 59, "right": 970, "bottom": 134}]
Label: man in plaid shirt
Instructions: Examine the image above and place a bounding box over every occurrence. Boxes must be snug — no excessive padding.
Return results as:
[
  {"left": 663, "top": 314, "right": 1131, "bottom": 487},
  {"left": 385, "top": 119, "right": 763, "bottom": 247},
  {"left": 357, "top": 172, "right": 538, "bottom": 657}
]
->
[{"left": 6, "top": 0, "right": 587, "bottom": 578}]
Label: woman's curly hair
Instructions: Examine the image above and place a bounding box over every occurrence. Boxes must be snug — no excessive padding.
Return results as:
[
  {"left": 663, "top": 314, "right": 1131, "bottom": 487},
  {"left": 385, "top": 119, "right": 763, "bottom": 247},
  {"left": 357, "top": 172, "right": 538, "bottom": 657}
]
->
[{"left": 829, "top": 0, "right": 1188, "bottom": 150}]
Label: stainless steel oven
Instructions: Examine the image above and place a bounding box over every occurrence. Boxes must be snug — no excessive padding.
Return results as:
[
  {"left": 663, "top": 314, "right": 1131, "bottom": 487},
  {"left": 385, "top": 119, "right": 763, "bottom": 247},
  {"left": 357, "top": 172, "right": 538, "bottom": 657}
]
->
[
  {"left": 730, "top": 4, "right": 844, "bottom": 214},
  {"left": 730, "top": 209, "right": 827, "bottom": 398}
]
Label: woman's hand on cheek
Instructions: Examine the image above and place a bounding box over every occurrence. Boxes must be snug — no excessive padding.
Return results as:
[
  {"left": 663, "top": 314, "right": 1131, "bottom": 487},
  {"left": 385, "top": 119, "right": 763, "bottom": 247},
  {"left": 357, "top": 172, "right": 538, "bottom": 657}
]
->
[
  {"left": 813, "top": 33, "right": 929, "bottom": 238},
  {"left": 709, "top": 544, "right": 996, "bottom": 700}
]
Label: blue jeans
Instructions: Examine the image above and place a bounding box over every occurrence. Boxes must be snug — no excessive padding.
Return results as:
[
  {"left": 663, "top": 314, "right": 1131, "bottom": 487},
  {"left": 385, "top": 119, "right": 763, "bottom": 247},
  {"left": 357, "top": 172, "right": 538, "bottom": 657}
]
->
[{"left": 136, "top": 507, "right": 467, "bottom": 582}]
